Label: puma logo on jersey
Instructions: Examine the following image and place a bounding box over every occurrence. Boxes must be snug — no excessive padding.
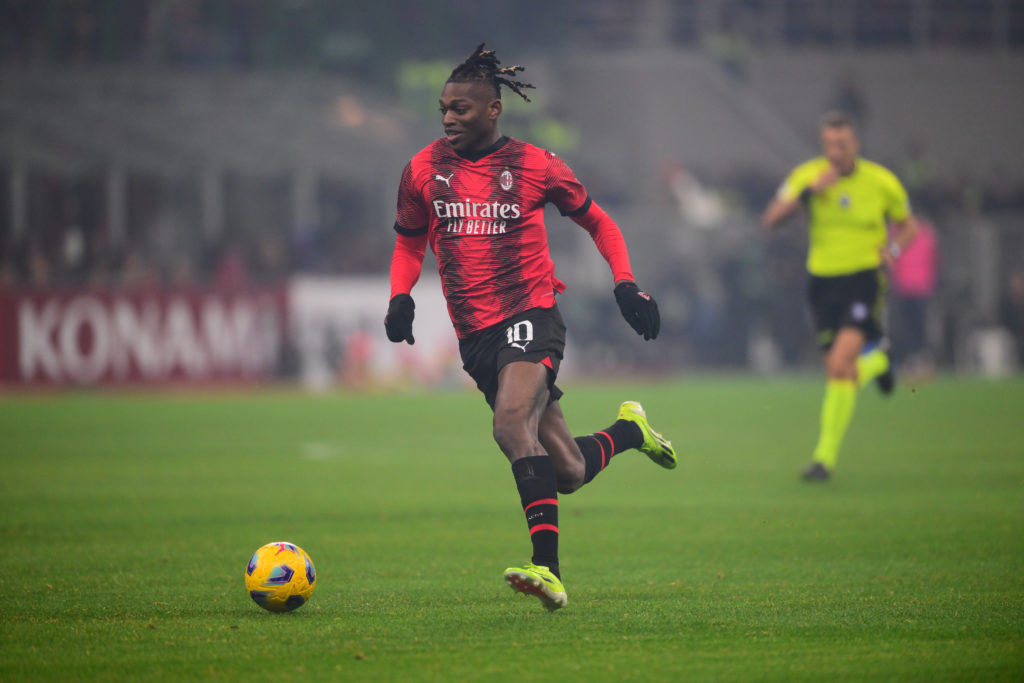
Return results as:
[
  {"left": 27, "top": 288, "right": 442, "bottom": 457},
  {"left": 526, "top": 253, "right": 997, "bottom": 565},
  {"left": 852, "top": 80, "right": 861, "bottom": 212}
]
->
[{"left": 435, "top": 173, "right": 454, "bottom": 188}]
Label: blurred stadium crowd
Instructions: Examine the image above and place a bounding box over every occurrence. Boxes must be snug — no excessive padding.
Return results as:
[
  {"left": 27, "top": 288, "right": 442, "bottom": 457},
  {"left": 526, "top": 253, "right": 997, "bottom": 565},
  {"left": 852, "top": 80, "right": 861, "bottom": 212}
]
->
[{"left": 2, "top": 0, "right": 1023, "bottom": 378}]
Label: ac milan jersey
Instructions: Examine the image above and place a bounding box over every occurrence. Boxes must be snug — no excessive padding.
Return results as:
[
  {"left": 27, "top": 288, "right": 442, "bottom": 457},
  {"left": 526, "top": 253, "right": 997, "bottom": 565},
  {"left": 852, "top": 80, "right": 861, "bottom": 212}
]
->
[{"left": 393, "top": 137, "right": 598, "bottom": 338}]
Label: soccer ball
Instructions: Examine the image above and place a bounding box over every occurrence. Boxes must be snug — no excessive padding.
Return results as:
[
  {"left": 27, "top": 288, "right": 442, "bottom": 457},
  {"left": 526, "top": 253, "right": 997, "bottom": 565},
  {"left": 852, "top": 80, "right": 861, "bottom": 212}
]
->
[{"left": 244, "top": 541, "right": 316, "bottom": 612}]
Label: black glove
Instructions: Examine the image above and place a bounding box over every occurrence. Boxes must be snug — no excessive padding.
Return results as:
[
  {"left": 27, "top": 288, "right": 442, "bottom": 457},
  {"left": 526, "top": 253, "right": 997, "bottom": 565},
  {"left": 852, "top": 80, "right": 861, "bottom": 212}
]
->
[
  {"left": 384, "top": 293, "right": 415, "bottom": 344},
  {"left": 614, "top": 281, "right": 660, "bottom": 341}
]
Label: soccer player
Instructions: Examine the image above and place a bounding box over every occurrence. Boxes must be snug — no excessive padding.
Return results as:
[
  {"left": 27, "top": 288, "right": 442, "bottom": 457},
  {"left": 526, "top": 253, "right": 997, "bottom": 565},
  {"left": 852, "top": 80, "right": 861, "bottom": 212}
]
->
[
  {"left": 762, "top": 111, "right": 918, "bottom": 482},
  {"left": 384, "top": 44, "right": 676, "bottom": 611}
]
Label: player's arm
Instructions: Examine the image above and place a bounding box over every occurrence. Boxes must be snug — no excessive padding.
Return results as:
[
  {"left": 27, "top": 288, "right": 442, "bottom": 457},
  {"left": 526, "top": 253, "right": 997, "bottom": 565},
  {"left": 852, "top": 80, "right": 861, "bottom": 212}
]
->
[
  {"left": 890, "top": 215, "right": 918, "bottom": 253},
  {"left": 762, "top": 165, "right": 839, "bottom": 230},
  {"left": 881, "top": 214, "right": 918, "bottom": 269},
  {"left": 761, "top": 196, "right": 800, "bottom": 230},
  {"left": 389, "top": 229, "right": 427, "bottom": 297},
  {"left": 879, "top": 173, "right": 918, "bottom": 268},
  {"left": 386, "top": 163, "right": 429, "bottom": 345},
  {"left": 567, "top": 199, "right": 634, "bottom": 284},
  {"left": 386, "top": 231, "right": 425, "bottom": 345}
]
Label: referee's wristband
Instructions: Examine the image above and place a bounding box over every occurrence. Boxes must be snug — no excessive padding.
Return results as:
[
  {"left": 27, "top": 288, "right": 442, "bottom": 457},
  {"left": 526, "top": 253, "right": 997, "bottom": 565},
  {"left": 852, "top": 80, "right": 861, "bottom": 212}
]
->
[{"left": 887, "top": 242, "right": 902, "bottom": 259}]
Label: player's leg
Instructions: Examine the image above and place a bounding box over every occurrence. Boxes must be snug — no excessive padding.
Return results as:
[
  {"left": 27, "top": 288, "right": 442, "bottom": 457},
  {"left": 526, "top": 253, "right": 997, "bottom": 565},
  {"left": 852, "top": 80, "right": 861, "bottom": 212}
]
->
[
  {"left": 493, "top": 360, "right": 567, "bottom": 610},
  {"left": 493, "top": 362, "right": 556, "bottom": 569},
  {"left": 855, "top": 271, "right": 893, "bottom": 394},
  {"left": 487, "top": 308, "right": 563, "bottom": 558},
  {"left": 857, "top": 340, "right": 892, "bottom": 392},
  {"left": 535, "top": 401, "right": 586, "bottom": 493},
  {"left": 538, "top": 399, "right": 677, "bottom": 494},
  {"left": 825, "top": 326, "right": 863, "bottom": 381},
  {"left": 537, "top": 401, "right": 638, "bottom": 494},
  {"left": 807, "top": 326, "right": 863, "bottom": 479},
  {"left": 492, "top": 359, "right": 549, "bottom": 462}
]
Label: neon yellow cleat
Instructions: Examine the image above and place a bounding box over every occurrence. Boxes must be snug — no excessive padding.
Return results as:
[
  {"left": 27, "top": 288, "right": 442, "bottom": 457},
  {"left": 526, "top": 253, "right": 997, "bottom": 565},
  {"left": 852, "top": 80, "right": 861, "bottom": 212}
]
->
[
  {"left": 503, "top": 563, "right": 567, "bottom": 612},
  {"left": 617, "top": 401, "right": 677, "bottom": 469}
]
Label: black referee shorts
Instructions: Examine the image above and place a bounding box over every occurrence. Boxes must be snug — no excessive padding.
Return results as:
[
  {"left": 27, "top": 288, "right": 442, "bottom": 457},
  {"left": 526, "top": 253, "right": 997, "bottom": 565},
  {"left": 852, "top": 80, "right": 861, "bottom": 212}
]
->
[
  {"left": 458, "top": 305, "right": 566, "bottom": 410},
  {"left": 807, "top": 268, "right": 886, "bottom": 350}
]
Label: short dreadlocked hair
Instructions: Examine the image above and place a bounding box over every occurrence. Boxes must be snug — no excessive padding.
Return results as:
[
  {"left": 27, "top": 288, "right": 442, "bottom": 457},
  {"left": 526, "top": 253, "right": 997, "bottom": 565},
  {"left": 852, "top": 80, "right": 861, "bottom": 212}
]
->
[{"left": 447, "top": 43, "right": 535, "bottom": 103}]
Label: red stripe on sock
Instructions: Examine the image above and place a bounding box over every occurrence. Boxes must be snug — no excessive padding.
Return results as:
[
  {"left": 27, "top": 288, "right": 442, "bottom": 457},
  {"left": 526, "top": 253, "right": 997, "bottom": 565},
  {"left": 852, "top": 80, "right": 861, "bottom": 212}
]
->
[
  {"left": 597, "top": 431, "right": 614, "bottom": 468},
  {"left": 529, "top": 524, "right": 559, "bottom": 535},
  {"left": 524, "top": 498, "right": 558, "bottom": 512}
]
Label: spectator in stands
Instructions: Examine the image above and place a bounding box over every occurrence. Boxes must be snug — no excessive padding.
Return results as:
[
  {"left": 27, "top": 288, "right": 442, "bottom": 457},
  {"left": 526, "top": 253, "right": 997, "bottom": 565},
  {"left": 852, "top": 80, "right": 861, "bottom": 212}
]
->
[
  {"left": 702, "top": 14, "right": 750, "bottom": 81},
  {"left": 28, "top": 247, "right": 52, "bottom": 287},
  {"left": 213, "top": 242, "right": 250, "bottom": 290},
  {"left": 891, "top": 217, "right": 939, "bottom": 378},
  {"left": 119, "top": 247, "right": 160, "bottom": 290},
  {"left": 168, "top": 253, "right": 197, "bottom": 288}
]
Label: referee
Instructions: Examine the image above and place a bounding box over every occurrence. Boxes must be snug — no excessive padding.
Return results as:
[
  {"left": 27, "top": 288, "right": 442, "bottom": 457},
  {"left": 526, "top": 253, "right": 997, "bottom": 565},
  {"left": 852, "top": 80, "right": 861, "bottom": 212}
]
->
[{"left": 762, "top": 111, "right": 918, "bottom": 481}]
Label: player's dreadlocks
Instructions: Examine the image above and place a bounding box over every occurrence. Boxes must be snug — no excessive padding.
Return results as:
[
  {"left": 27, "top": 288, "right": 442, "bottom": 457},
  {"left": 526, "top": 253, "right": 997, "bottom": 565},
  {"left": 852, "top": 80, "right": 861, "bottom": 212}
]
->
[{"left": 447, "top": 43, "right": 535, "bottom": 103}]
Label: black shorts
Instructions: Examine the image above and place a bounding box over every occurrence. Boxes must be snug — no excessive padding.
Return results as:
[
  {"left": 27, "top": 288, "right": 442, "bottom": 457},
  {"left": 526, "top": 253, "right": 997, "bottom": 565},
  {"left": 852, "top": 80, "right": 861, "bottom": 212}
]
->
[
  {"left": 458, "top": 305, "right": 566, "bottom": 410},
  {"left": 807, "top": 269, "right": 886, "bottom": 350}
]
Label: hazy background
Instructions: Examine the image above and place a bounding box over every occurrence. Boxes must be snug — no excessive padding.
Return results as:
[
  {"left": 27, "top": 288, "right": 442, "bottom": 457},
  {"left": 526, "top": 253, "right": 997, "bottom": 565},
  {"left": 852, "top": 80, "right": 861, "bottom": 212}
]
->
[{"left": 2, "top": 0, "right": 1023, "bottom": 388}]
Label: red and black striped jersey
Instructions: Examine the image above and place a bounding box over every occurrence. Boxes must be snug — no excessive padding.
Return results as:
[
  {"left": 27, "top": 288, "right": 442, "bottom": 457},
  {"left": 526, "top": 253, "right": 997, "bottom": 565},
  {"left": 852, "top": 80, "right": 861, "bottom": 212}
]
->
[{"left": 391, "top": 136, "right": 633, "bottom": 339}]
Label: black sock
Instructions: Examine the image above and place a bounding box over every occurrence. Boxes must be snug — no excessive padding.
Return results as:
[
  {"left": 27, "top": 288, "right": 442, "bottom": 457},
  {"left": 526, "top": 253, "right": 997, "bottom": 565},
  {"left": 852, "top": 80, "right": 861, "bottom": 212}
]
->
[
  {"left": 511, "top": 456, "right": 559, "bottom": 578},
  {"left": 575, "top": 419, "right": 643, "bottom": 484}
]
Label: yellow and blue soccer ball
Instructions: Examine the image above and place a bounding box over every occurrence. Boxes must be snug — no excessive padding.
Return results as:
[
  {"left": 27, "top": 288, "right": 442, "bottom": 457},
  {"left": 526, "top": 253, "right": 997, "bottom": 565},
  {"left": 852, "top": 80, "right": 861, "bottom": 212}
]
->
[{"left": 244, "top": 541, "right": 316, "bottom": 612}]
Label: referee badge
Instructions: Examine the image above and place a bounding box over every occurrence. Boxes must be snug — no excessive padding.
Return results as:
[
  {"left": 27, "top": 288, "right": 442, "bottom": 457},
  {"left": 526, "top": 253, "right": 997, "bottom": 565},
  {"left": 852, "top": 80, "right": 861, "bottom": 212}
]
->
[
  {"left": 839, "top": 193, "right": 851, "bottom": 208},
  {"left": 499, "top": 169, "right": 513, "bottom": 191}
]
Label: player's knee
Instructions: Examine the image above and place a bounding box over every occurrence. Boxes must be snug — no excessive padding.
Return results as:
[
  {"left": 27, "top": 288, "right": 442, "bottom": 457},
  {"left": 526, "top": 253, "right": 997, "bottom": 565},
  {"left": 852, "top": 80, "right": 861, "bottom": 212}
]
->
[
  {"left": 491, "top": 421, "right": 516, "bottom": 453},
  {"left": 492, "top": 415, "right": 530, "bottom": 457},
  {"left": 825, "top": 354, "right": 856, "bottom": 380},
  {"left": 555, "top": 460, "right": 585, "bottom": 494}
]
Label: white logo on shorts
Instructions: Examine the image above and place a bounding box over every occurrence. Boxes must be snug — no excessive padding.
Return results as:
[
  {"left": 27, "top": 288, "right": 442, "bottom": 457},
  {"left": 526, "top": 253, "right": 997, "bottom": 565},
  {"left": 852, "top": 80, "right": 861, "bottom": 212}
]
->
[
  {"left": 506, "top": 320, "right": 534, "bottom": 352},
  {"left": 851, "top": 302, "right": 869, "bottom": 321}
]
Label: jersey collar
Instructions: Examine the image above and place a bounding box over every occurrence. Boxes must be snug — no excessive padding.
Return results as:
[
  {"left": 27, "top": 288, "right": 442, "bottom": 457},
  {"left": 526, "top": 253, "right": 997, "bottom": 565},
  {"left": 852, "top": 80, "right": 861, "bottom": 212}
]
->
[{"left": 452, "top": 136, "right": 510, "bottom": 162}]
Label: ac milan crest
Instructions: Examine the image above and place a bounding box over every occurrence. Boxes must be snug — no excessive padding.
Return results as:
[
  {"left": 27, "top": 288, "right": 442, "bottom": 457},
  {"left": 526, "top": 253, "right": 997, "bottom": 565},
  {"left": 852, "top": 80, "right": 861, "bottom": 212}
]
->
[{"left": 499, "top": 169, "right": 513, "bottom": 191}]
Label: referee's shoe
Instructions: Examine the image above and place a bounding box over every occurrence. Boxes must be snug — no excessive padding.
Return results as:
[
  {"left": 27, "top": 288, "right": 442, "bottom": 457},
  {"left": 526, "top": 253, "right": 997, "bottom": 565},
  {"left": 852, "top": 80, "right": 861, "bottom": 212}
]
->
[
  {"left": 802, "top": 461, "right": 831, "bottom": 482},
  {"left": 872, "top": 339, "right": 895, "bottom": 396},
  {"left": 876, "top": 365, "right": 895, "bottom": 396}
]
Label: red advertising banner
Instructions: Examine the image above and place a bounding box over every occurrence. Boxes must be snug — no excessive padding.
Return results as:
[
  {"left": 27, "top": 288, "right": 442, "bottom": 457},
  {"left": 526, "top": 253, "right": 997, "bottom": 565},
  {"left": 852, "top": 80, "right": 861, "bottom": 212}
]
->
[{"left": 0, "top": 287, "right": 287, "bottom": 386}]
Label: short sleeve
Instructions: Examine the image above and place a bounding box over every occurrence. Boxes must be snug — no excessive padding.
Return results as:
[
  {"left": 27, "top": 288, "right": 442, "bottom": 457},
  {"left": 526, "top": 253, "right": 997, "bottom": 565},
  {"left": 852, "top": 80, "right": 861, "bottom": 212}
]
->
[
  {"left": 395, "top": 162, "right": 428, "bottom": 236},
  {"left": 882, "top": 171, "right": 911, "bottom": 222},
  {"left": 544, "top": 151, "right": 589, "bottom": 216}
]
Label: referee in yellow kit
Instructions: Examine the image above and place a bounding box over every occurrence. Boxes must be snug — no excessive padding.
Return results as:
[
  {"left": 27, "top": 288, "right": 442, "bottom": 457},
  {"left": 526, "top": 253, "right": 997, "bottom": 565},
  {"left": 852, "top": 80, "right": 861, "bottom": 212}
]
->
[{"left": 762, "top": 111, "right": 918, "bottom": 481}]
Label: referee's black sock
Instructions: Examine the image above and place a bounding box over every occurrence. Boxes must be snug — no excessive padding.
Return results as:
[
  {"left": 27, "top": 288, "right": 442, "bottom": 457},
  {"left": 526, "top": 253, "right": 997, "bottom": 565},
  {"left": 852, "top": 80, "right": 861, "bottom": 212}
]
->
[
  {"left": 576, "top": 419, "right": 643, "bottom": 484},
  {"left": 511, "top": 455, "right": 559, "bottom": 578}
]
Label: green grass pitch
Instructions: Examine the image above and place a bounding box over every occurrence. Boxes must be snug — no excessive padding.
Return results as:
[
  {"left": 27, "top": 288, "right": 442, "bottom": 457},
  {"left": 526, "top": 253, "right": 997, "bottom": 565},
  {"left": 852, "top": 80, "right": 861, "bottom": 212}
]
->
[{"left": 1, "top": 377, "right": 1022, "bottom": 681}]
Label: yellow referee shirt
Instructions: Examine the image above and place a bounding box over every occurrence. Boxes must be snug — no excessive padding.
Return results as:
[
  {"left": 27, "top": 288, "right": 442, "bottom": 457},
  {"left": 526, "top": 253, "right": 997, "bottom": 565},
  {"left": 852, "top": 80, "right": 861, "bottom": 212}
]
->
[{"left": 776, "top": 157, "right": 910, "bottom": 277}]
